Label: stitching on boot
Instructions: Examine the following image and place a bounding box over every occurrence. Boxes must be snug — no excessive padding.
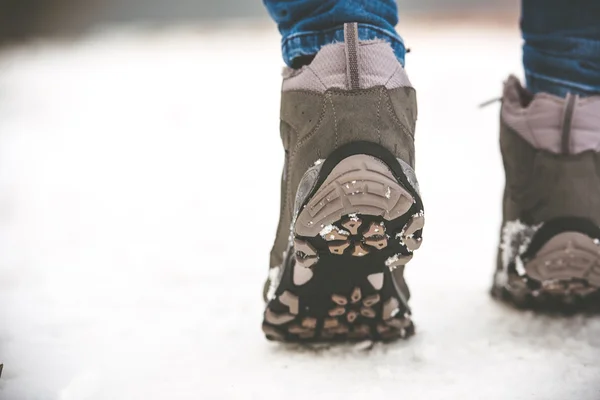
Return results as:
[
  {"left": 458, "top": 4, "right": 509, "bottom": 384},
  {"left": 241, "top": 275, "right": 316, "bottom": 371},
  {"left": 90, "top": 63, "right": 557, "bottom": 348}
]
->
[
  {"left": 285, "top": 98, "right": 329, "bottom": 214},
  {"left": 376, "top": 87, "right": 383, "bottom": 144},
  {"left": 327, "top": 92, "right": 339, "bottom": 148},
  {"left": 384, "top": 88, "right": 416, "bottom": 140}
]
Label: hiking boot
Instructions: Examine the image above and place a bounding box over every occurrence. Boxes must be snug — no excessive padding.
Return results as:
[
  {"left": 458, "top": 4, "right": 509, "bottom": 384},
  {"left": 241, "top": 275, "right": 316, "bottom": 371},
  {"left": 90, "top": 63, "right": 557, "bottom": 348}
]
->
[
  {"left": 492, "top": 75, "right": 600, "bottom": 312},
  {"left": 261, "top": 23, "right": 424, "bottom": 342}
]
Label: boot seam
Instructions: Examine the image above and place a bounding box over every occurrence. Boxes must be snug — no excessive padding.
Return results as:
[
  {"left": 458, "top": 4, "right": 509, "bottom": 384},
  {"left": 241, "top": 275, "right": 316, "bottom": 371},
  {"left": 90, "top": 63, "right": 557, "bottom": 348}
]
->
[
  {"left": 326, "top": 92, "right": 339, "bottom": 148},
  {"left": 376, "top": 87, "right": 383, "bottom": 145}
]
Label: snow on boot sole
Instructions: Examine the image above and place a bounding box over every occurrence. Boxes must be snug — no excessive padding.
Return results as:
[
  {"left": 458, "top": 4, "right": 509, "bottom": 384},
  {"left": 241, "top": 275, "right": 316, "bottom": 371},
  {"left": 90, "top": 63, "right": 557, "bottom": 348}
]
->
[
  {"left": 263, "top": 143, "right": 424, "bottom": 342},
  {"left": 493, "top": 218, "right": 600, "bottom": 313}
]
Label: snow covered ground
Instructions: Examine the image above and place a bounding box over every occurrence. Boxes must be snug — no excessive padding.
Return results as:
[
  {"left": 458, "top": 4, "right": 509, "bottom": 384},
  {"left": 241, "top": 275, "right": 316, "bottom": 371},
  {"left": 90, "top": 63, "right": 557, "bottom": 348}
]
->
[{"left": 0, "top": 23, "right": 599, "bottom": 400}]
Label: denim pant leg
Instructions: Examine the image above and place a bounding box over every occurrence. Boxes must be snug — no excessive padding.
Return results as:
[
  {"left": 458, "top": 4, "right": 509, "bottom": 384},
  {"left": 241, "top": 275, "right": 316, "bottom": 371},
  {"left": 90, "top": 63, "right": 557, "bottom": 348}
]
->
[
  {"left": 262, "top": 0, "right": 405, "bottom": 68},
  {"left": 522, "top": 0, "right": 600, "bottom": 97}
]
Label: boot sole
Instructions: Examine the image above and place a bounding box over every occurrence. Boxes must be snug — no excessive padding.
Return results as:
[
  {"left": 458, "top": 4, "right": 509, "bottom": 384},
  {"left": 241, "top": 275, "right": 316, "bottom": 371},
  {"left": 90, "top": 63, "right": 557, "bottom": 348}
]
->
[
  {"left": 263, "top": 144, "right": 424, "bottom": 342},
  {"left": 493, "top": 219, "right": 600, "bottom": 313}
]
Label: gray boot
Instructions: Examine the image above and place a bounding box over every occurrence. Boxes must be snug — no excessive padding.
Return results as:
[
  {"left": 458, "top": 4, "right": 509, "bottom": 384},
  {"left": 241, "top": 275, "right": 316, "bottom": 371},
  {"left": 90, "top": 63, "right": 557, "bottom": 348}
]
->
[
  {"left": 492, "top": 75, "right": 600, "bottom": 311},
  {"left": 262, "top": 23, "right": 425, "bottom": 342}
]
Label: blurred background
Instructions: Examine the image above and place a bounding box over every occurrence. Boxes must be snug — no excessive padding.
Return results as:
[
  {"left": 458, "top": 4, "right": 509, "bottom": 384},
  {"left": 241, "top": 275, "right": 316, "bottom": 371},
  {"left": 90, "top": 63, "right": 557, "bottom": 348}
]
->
[{"left": 0, "top": 0, "right": 518, "bottom": 43}]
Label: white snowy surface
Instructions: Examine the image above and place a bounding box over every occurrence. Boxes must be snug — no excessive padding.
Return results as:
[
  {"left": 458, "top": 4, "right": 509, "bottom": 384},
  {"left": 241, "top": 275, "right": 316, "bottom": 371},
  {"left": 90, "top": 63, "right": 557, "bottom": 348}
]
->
[{"left": 0, "top": 24, "right": 599, "bottom": 400}]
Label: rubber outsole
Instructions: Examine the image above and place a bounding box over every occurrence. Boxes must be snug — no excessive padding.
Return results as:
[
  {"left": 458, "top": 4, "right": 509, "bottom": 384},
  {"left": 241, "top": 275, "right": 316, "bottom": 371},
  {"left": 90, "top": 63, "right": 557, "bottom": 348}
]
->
[
  {"left": 263, "top": 148, "right": 424, "bottom": 342},
  {"left": 493, "top": 229, "right": 600, "bottom": 313}
]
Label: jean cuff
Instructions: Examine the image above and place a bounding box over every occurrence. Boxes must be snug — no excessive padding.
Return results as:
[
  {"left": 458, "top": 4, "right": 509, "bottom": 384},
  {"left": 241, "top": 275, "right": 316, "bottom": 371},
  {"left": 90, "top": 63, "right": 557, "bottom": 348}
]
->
[
  {"left": 281, "top": 23, "right": 406, "bottom": 68},
  {"left": 523, "top": 33, "right": 600, "bottom": 97},
  {"left": 525, "top": 71, "right": 600, "bottom": 98}
]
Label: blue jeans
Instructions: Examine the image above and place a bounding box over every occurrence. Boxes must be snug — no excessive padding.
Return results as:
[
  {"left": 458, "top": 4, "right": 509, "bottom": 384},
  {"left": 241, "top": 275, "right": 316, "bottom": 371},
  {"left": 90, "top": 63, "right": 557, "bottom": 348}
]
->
[
  {"left": 263, "top": 0, "right": 600, "bottom": 97},
  {"left": 522, "top": 0, "right": 600, "bottom": 96},
  {"left": 263, "top": 0, "right": 406, "bottom": 68}
]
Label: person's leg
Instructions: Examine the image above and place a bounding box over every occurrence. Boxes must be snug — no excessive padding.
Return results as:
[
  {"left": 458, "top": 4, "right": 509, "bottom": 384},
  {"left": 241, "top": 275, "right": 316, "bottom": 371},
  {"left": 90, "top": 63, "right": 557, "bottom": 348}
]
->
[
  {"left": 522, "top": 0, "right": 600, "bottom": 97},
  {"left": 262, "top": 0, "right": 406, "bottom": 68},
  {"left": 492, "top": 1, "right": 600, "bottom": 311},
  {"left": 261, "top": 2, "right": 425, "bottom": 342}
]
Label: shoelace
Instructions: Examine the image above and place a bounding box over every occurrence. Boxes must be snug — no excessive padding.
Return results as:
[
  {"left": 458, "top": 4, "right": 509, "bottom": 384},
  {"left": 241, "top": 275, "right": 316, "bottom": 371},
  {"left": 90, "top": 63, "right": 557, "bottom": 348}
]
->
[{"left": 478, "top": 96, "right": 502, "bottom": 108}]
